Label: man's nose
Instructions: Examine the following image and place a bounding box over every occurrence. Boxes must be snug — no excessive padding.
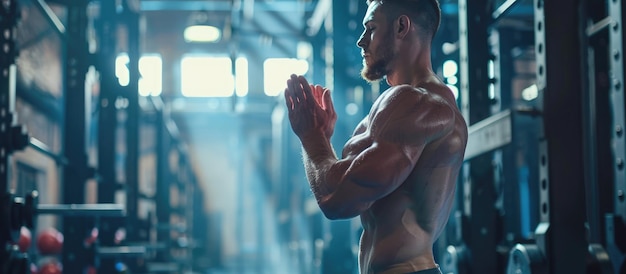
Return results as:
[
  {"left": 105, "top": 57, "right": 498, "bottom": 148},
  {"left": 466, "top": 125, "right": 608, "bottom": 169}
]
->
[{"left": 356, "top": 35, "right": 366, "bottom": 49}]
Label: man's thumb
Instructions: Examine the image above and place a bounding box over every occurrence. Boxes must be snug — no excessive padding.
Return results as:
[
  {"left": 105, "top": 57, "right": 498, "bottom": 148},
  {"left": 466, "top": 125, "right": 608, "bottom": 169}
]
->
[{"left": 322, "top": 89, "right": 333, "bottom": 110}]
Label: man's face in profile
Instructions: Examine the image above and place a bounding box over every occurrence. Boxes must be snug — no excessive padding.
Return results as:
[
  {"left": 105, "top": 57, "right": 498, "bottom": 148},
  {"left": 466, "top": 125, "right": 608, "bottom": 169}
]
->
[{"left": 360, "top": 2, "right": 395, "bottom": 82}]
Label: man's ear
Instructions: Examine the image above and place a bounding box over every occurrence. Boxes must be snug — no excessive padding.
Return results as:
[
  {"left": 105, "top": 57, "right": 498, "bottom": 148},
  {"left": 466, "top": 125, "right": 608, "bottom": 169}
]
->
[{"left": 396, "top": 15, "right": 411, "bottom": 38}]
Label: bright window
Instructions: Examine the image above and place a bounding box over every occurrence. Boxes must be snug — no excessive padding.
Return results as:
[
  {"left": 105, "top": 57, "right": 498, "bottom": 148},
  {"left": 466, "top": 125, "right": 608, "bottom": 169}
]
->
[
  {"left": 263, "top": 58, "right": 309, "bottom": 96},
  {"left": 139, "top": 55, "right": 162, "bottom": 96},
  {"left": 181, "top": 56, "right": 234, "bottom": 97},
  {"left": 115, "top": 53, "right": 163, "bottom": 96},
  {"left": 116, "top": 53, "right": 130, "bottom": 86},
  {"left": 235, "top": 57, "right": 248, "bottom": 97}
]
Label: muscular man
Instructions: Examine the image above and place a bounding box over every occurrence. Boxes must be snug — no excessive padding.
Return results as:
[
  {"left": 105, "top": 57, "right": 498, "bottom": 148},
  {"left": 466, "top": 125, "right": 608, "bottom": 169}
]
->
[{"left": 284, "top": 0, "right": 468, "bottom": 273}]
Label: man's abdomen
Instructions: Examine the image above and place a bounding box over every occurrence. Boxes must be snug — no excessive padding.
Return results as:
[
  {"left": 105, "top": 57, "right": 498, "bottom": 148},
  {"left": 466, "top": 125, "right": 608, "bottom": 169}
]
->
[{"left": 360, "top": 205, "right": 436, "bottom": 273}]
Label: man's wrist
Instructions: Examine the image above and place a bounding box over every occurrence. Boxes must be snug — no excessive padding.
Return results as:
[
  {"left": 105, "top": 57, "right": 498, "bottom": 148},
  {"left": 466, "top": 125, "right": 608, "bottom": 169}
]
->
[
  {"left": 297, "top": 127, "right": 328, "bottom": 145},
  {"left": 300, "top": 131, "right": 334, "bottom": 161}
]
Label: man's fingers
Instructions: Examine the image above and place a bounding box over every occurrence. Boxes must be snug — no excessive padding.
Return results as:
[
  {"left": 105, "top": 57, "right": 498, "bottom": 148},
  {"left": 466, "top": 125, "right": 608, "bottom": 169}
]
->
[
  {"left": 298, "top": 75, "right": 310, "bottom": 87},
  {"left": 323, "top": 89, "right": 334, "bottom": 113},
  {"left": 309, "top": 85, "right": 322, "bottom": 106},
  {"left": 288, "top": 75, "right": 326, "bottom": 110},
  {"left": 297, "top": 76, "right": 315, "bottom": 106},
  {"left": 309, "top": 84, "right": 318, "bottom": 103},
  {"left": 284, "top": 88, "right": 294, "bottom": 110},
  {"left": 289, "top": 75, "right": 306, "bottom": 103}
]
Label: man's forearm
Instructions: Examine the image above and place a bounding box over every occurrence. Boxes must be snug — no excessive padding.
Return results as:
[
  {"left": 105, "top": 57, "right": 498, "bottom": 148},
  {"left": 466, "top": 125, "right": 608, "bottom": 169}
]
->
[
  {"left": 301, "top": 136, "right": 366, "bottom": 219},
  {"left": 300, "top": 134, "right": 339, "bottom": 201}
]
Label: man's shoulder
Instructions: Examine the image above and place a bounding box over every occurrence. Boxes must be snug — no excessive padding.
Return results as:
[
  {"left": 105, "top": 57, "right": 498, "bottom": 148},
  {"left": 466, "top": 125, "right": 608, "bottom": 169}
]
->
[
  {"left": 378, "top": 85, "right": 425, "bottom": 108},
  {"left": 369, "top": 85, "right": 458, "bottom": 138},
  {"left": 384, "top": 84, "right": 422, "bottom": 96},
  {"left": 381, "top": 84, "right": 457, "bottom": 115}
]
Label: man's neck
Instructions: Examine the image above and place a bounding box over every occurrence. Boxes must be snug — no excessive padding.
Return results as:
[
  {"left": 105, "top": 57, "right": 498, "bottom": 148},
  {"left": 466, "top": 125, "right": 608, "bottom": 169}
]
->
[
  {"left": 386, "top": 45, "right": 434, "bottom": 87},
  {"left": 386, "top": 67, "right": 435, "bottom": 87}
]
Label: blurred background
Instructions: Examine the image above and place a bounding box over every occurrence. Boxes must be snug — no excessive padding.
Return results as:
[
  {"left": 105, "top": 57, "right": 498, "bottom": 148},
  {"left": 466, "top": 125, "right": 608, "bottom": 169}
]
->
[{"left": 1, "top": 0, "right": 625, "bottom": 274}]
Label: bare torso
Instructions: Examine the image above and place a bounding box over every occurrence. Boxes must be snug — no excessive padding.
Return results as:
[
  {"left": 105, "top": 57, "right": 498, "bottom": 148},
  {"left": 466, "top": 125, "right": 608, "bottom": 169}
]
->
[{"left": 343, "top": 81, "right": 467, "bottom": 274}]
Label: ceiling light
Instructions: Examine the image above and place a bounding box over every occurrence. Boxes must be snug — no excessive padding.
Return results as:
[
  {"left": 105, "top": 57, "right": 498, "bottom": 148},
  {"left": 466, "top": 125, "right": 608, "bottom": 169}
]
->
[{"left": 184, "top": 25, "right": 221, "bottom": 43}]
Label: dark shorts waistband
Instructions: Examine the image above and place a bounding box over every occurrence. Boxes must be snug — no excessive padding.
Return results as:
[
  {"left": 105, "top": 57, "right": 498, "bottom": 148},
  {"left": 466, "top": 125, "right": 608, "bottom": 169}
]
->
[{"left": 406, "top": 266, "right": 443, "bottom": 274}]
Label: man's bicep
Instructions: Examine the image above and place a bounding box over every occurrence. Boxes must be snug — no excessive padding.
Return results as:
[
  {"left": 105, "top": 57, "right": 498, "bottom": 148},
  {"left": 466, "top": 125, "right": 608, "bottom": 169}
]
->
[
  {"left": 344, "top": 140, "right": 422, "bottom": 199},
  {"left": 319, "top": 134, "right": 425, "bottom": 219}
]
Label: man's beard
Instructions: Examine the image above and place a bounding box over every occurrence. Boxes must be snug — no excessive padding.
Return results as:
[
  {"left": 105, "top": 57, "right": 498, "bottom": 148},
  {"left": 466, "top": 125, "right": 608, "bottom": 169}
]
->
[{"left": 360, "top": 39, "right": 395, "bottom": 82}]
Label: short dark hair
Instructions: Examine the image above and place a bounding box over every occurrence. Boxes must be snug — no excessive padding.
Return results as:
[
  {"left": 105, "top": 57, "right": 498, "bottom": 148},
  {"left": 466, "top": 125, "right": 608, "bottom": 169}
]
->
[{"left": 366, "top": 0, "right": 441, "bottom": 40}]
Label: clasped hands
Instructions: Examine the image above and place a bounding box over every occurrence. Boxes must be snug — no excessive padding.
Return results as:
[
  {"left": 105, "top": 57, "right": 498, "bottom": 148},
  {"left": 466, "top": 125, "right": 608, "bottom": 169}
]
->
[{"left": 284, "top": 74, "right": 337, "bottom": 140}]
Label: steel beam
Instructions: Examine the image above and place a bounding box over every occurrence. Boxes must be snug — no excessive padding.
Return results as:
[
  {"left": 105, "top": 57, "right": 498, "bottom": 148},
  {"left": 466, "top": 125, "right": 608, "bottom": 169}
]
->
[
  {"left": 586, "top": 16, "right": 613, "bottom": 37},
  {"left": 32, "top": 0, "right": 66, "bottom": 38},
  {"left": 155, "top": 98, "right": 171, "bottom": 263},
  {"left": 463, "top": 110, "right": 512, "bottom": 161},
  {"left": 458, "top": 0, "right": 499, "bottom": 273},
  {"left": 95, "top": 1, "right": 123, "bottom": 273},
  {"left": 609, "top": 0, "right": 625, "bottom": 227},
  {"left": 581, "top": 0, "right": 615, "bottom": 254},
  {"left": 0, "top": 0, "right": 19, "bottom": 193},
  {"left": 29, "top": 137, "right": 67, "bottom": 165},
  {"left": 536, "top": 0, "right": 588, "bottom": 273},
  {"left": 606, "top": 0, "right": 626, "bottom": 271},
  {"left": 123, "top": 5, "right": 141, "bottom": 245},
  {"left": 140, "top": 0, "right": 315, "bottom": 12},
  {"left": 61, "top": 1, "right": 92, "bottom": 273},
  {"left": 37, "top": 204, "right": 125, "bottom": 216},
  {"left": 306, "top": 0, "right": 331, "bottom": 36},
  {"left": 491, "top": 0, "right": 520, "bottom": 24}
]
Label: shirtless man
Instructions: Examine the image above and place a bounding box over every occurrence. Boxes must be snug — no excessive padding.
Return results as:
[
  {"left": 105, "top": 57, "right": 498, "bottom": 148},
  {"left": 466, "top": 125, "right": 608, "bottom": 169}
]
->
[{"left": 284, "top": 0, "right": 467, "bottom": 273}]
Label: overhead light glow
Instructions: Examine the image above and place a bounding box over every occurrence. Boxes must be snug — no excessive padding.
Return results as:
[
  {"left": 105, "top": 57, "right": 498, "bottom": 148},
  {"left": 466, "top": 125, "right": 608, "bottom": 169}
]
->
[
  {"left": 263, "top": 58, "right": 309, "bottom": 96},
  {"left": 116, "top": 53, "right": 130, "bottom": 86},
  {"left": 181, "top": 56, "right": 234, "bottom": 97},
  {"left": 447, "top": 76, "right": 458, "bottom": 85},
  {"left": 522, "top": 84, "right": 539, "bottom": 101},
  {"left": 235, "top": 57, "right": 249, "bottom": 97},
  {"left": 345, "top": 103, "right": 359, "bottom": 116},
  {"left": 442, "top": 60, "right": 458, "bottom": 78},
  {"left": 184, "top": 25, "right": 221, "bottom": 43},
  {"left": 447, "top": 84, "right": 459, "bottom": 100},
  {"left": 138, "top": 55, "right": 162, "bottom": 96}
]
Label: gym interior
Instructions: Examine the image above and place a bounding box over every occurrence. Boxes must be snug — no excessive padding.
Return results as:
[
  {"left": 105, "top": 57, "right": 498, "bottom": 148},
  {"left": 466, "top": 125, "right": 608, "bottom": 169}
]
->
[{"left": 1, "top": 0, "right": 625, "bottom": 273}]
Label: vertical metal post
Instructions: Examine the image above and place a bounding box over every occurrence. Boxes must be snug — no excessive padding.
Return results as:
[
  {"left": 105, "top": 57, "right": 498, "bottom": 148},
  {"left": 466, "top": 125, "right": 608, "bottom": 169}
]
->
[
  {"left": 609, "top": 0, "right": 626, "bottom": 223},
  {"left": 123, "top": 6, "right": 141, "bottom": 245},
  {"left": 0, "top": 1, "right": 19, "bottom": 269},
  {"left": 96, "top": 0, "right": 118, "bottom": 207},
  {"left": 96, "top": 1, "right": 122, "bottom": 272},
  {"left": 62, "top": 1, "right": 92, "bottom": 273},
  {"left": 538, "top": 0, "right": 587, "bottom": 273},
  {"left": 505, "top": 14, "right": 552, "bottom": 262},
  {"left": 581, "top": 1, "right": 601, "bottom": 246},
  {"left": 0, "top": 0, "right": 18, "bottom": 195},
  {"left": 185, "top": 160, "right": 195, "bottom": 273},
  {"left": 191, "top": 177, "right": 207, "bottom": 271},
  {"left": 581, "top": 0, "right": 615, "bottom": 256},
  {"left": 235, "top": 118, "right": 244, "bottom": 273},
  {"left": 532, "top": 0, "right": 550, "bottom": 251},
  {"left": 606, "top": 0, "right": 626, "bottom": 271},
  {"left": 458, "top": 0, "right": 499, "bottom": 273},
  {"left": 577, "top": 0, "right": 619, "bottom": 271},
  {"left": 178, "top": 148, "right": 189, "bottom": 269},
  {"left": 492, "top": 27, "right": 534, "bottom": 244},
  {"left": 155, "top": 100, "right": 171, "bottom": 262}
]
